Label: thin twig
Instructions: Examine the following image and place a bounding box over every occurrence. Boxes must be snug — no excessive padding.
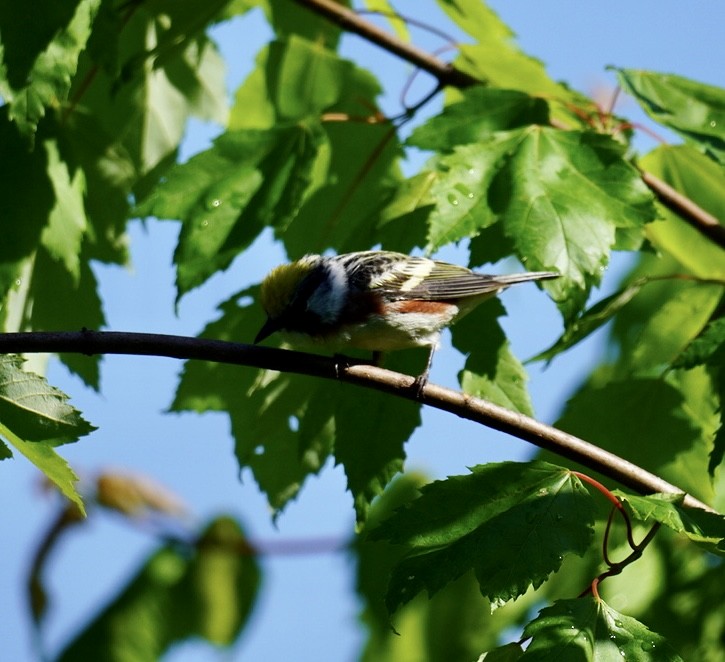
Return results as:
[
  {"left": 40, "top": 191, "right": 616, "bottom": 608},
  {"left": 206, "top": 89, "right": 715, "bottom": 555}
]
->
[
  {"left": 289, "top": 0, "right": 480, "bottom": 88},
  {"left": 0, "top": 330, "right": 716, "bottom": 514},
  {"left": 640, "top": 170, "right": 725, "bottom": 250}
]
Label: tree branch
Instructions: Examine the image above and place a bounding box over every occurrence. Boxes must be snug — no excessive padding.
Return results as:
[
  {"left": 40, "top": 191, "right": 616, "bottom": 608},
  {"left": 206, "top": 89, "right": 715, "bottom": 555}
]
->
[
  {"left": 0, "top": 330, "right": 715, "bottom": 514},
  {"left": 293, "top": 0, "right": 725, "bottom": 253},
  {"left": 289, "top": 0, "right": 480, "bottom": 88},
  {"left": 640, "top": 170, "right": 725, "bottom": 250}
]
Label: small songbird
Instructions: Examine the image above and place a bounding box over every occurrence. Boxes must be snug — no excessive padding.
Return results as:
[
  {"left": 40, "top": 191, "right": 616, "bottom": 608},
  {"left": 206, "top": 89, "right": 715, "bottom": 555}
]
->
[{"left": 255, "top": 250, "right": 558, "bottom": 391}]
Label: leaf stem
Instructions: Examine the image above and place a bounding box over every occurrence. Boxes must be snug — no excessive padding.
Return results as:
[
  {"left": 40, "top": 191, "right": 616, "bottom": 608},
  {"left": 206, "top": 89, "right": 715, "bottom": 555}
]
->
[{"left": 0, "top": 330, "right": 716, "bottom": 514}]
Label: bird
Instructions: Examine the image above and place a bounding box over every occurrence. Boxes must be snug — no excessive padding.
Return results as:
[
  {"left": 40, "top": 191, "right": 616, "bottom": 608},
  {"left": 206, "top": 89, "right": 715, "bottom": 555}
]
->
[{"left": 255, "top": 250, "right": 558, "bottom": 393}]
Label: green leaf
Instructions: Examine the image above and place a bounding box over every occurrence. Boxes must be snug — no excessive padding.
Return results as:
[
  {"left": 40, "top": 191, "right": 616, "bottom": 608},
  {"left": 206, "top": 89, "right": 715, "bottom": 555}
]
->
[
  {"left": 406, "top": 128, "right": 654, "bottom": 320},
  {"left": 29, "top": 249, "right": 105, "bottom": 390},
  {"left": 614, "top": 492, "right": 725, "bottom": 555},
  {"left": 452, "top": 299, "right": 534, "bottom": 415},
  {"left": 639, "top": 146, "right": 725, "bottom": 278},
  {"left": 61, "top": 111, "right": 134, "bottom": 265},
  {"left": 408, "top": 88, "right": 549, "bottom": 151},
  {"left": 56, "top": 517, "right": 261, "bottom": 660},
  {"left": 40, "top": 138, "right": 87, "bottom": 282},
  {"left": 0, "top": 111, "right": 55, "bottom": 280},
  {"left": 533, "top": 279, "right": 648, "bottom": 363},
  {"left": 266, "top": 36, "right": 362, "bottom": 120},
  {"left": 362, "top": 0, "right": 410, "bottom": 41},
  {"left": 0, "top": 422, "right": 84, "bottom": 514},
  {"left": 72, "top": 5, "right": 228, "bottom": 181},
  {"left": 522, "top": 597, "right": 682, "bottom": 661},
  {"left": 139, "top": 123, "right": 325, "bottom": 298},
  {"left": 672, "top": 317, "right": 725, "bottom": 370},
  {"left": 0, "top": 0, "right": 101, "bottom": 138},
  {"left": 615, "top": 68, "right": 725, "bottom": 164},
  {"left": 172, "top": 290, "right": 421, "bottom": 521},
  {"left": 369, "top": 461, "right": 595, "bottom": 612},
  {"left": 623, "top": 280, "right": 722, "bottom": 373},
  {"left": 557, "top": 378, "right": 712, "bottom": 504},
  {"left": 0, "top": 355, "right": 96, "bottom": 443},
  {"left": 334, "top": 352, "right": 421, "bottom": 523}
]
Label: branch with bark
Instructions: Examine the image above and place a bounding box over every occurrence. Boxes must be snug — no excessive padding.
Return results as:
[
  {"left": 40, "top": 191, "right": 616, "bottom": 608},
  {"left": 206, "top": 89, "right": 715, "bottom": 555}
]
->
[{"left": 0, "top": 330, "right": 713, "bottom": 513}]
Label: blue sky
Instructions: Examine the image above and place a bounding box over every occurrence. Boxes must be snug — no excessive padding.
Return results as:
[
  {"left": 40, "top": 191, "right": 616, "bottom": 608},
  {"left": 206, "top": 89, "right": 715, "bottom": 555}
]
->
[{"left": 2, "top": 2, "right": 724, "bottom": 660}]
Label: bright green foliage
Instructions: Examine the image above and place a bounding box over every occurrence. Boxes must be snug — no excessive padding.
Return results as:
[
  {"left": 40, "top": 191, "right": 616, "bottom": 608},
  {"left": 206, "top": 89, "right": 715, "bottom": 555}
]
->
[
  {"left": 0, "top": 356, "right": 93, "bottom": 513},
  {"left": 614, "top": 492, "right": 725, "bottom": 554},
  {"left": 138, "top": 123, "right": 326, "bottom": 297},
  {"left": 0, "top": 421, "right": 85, "bottom": 515},
  {"left": 56, "top": 516, "right": 260, "bottom": 661},
  {"left": 2, "top": 0, "right": 725, "bottom": 659},
  {"left": 405, "top": 122, "right": 656, "bottom": 320},
  {"left": 369, "top": 461, "right": 595, "bottom": 611},
  {"left": 518, "top": 597, "right": 682, "bottom": 661},
  {"left": 615, "top": 68, "right": 725, "bottom": 164},
  {"left": 0, "top": 355, "right": 95, "bottom": 443}
]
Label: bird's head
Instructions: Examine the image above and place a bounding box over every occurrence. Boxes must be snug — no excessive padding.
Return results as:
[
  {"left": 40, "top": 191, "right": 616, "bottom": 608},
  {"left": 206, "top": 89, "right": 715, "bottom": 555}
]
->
[{"left": 255, "top": 255, "right": 327, "bottom": 344}]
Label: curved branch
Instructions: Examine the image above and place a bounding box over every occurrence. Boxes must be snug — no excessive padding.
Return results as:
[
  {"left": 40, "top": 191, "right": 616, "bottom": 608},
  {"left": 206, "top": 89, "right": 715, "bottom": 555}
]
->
[
  {"left": 0, "top": 330, "right": 714, "bottom": 514},
  {"left": 289, "top": 0, "right": 480, "bottom": 88}
]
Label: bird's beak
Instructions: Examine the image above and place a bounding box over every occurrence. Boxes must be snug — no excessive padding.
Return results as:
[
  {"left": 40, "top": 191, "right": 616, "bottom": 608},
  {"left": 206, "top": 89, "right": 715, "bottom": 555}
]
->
[{"left": 254, "top": 317, "right": 279, "bottom": 344}]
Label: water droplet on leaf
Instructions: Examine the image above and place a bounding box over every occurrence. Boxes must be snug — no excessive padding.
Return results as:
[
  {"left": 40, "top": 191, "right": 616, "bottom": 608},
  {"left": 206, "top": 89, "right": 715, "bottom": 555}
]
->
[{"left": 447, "top": 193, "right": 459, "bottom": 206}]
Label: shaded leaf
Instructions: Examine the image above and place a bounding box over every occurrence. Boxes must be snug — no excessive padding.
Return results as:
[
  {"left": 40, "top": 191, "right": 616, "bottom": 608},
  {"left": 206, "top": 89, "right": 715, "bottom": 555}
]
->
[
  {"left": 334, "top": 352, "right": 421, "bottom": 523},
  {"left": 615, "top": 68, "right": 725, "bottom": 164},
  {"left": 522, "top": 597, "right": 682, "bottom": 661},
  {"left": 0, "top": 355, "right": 95, "bottom": 443},
  {"left": 452, "top": 299, "right": 534, "bottom": 415},
  {"left": 0, "top": 0, "right": 101, "bottom": 138},
  {"left": 0, "top": 111, "right": 55, "bottom": 288},
  {"left": 29, "top": 249, "right": 105, "bottom": 390},
  {"left": 614, "top": 491, "right": 725, "bottom": 555},
  {"left": 56, "top": 517, "right": 260, "bottom": 660},
  {"left": 369, "top": 461, "right": 595, "bottom": 612},
  {"left": 172, "top": 289, "right": 419, "bottom": 521},
  {"left": 672, "top": 317, "right": 725, "bottom": 370},
  {"left": 40, "top": 138, "right": 87, "bottom": 282}
]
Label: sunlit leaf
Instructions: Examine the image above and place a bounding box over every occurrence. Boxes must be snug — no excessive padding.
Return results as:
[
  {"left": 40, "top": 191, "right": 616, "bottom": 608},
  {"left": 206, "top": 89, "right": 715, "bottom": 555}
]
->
[
  {"left": 138, "top": 123, "right": 325, "bottom": 298},
  {"left": 615, "top": 68, "right": 725, "bottom": 164},
  {"left": 369, "top": 461, "right": 595, "bottom": 612},
  {"left": 0, "top": 355, "right": 96, "bottom": 443},
  {"left": 0, "top": 422, "right": 85, "bottom": 514},
  {"left": 522, "top": 597, "right": 682, "bottom": 660},
  {"left": 639, "top": 146, "right": 725, "bottom": 278},
  {"left": 614, "top": 491, "right": 725, "bottom": 555},
  {"left": 408, "top": 88, "right": 549, "bottom": 150}
]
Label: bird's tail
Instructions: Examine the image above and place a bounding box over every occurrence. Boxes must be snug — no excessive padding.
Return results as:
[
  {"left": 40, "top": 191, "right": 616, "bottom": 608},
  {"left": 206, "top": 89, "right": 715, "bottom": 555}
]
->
[{"left": 494, "top": 271, "right": 560, "bottom": 286}]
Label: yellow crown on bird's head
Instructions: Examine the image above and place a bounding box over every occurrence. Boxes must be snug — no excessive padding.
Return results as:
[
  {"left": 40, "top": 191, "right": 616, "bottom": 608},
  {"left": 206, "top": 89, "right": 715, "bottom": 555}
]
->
[{"left": 259, "top": 257, "right": 317, "bottom": 319}]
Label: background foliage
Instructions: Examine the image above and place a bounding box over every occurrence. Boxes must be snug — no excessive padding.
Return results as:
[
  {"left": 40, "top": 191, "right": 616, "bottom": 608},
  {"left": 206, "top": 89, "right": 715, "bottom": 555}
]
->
[{"left": 1, "top": 0, "right": 723, "bottom": 660}]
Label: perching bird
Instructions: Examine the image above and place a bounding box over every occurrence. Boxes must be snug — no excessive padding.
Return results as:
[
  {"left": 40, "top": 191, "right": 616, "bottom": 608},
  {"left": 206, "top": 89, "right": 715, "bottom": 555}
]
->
[{"left": 255, "top": 250, "right": 558, "bottom": 391}]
